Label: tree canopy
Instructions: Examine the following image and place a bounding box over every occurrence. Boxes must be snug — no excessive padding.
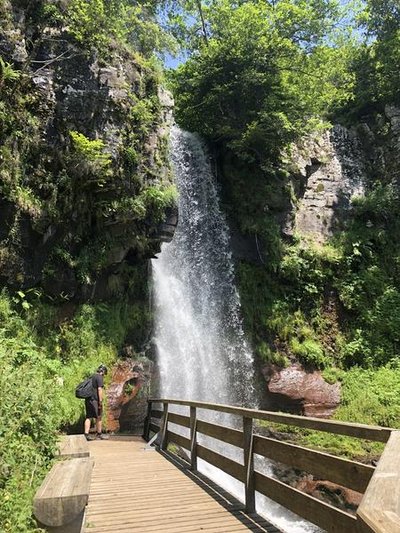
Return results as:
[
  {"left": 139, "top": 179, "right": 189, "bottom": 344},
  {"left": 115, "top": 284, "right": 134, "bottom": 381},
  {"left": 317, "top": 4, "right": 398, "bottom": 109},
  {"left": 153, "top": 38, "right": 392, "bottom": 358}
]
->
[{"left": 168, "top": 0, "right": 357, "bottom": 162}]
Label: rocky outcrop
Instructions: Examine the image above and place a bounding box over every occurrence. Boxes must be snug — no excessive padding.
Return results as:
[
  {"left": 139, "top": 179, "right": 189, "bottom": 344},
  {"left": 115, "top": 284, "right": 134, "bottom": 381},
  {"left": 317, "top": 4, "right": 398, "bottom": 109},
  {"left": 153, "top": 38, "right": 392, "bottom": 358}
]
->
[
  {"left": 272, "top": 461, "right": 363, "bottom": 513},
  {"left": 107, "top": 358, "right": 153, "bottom": 434},
  {"left": 296, "top": 476, "right": 362, "bottom": 512},
  {"left": 290, "top": 126, "right": 366, "bottom": 242},
  {"left": 262, "top": 363, "right": 341, "bottom": 417},
  {"left": 289, "top": 106, "right": 400, "bottom": 243},
  {"left": 0, "top": 3, "right": 176, "bottom": 300}
]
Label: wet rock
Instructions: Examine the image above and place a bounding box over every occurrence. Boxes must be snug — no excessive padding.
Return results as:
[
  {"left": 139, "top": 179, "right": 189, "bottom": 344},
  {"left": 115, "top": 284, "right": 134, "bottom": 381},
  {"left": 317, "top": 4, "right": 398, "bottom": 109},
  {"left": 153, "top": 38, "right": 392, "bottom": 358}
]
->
[
  {"left": 106, "top": 358, "right": 153, "bottom": 434},
  {"left": 271, "top": 463, "right": 362, "bottom": 513},
  {"left": 262, "top": 363, "right": 341, "bottom": 417},
  {"left": 229, "top": 221, "right": 262, "bottom": 263},
  {"left": 158, "top": 207, "right": 179, "bottom": 243},
  {"left": 296, "top": 476, "right": 362, "bottom": 512}
]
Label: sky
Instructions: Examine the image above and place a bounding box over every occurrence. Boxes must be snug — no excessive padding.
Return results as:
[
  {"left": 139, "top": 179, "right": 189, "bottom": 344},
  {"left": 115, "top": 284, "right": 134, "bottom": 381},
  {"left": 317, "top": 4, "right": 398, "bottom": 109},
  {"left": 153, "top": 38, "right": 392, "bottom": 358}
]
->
[
  {"left": 160, "top": 0, "right": 365, "bottom": 70},
  {"left": 164, "top": 53, "right": 185, "bottom": 69}
]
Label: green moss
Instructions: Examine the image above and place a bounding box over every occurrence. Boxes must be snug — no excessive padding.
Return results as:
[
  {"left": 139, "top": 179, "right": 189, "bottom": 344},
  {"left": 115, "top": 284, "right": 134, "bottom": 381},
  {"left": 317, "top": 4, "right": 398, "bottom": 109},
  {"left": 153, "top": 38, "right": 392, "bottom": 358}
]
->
[
  {"left": 256, "top": 341, "right": 289, "bottom": 367},
  {"left": 321, "top": 367, "right": 345, "bottom": 384},
  {"left": 289, "top": 337, "right": 328, "bottom": 369}
]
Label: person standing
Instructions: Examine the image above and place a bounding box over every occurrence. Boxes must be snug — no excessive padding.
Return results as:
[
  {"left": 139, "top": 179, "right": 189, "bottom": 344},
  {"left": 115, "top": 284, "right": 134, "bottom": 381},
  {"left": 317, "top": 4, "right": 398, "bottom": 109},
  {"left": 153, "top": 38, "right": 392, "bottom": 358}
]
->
[{"left": 84, "top": 364, "right": 109, "bottom": 440}]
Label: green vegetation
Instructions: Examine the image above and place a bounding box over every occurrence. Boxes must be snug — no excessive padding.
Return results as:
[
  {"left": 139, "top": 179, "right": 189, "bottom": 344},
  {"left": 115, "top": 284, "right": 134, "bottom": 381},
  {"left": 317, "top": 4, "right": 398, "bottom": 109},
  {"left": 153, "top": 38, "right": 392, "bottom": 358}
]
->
[
  {"left": 238, "top": 188, "right": 400, "bottom": 370},
  {"left": 1, "top": 0, "right": 400, "bottom": 525},
  {"left": 165, "top": 0, "right": 400, "bottom": 455},
  {"left": 63, "top": 0, "right": 176, "bottom": 59},
  {"left": 294, "top": 364, "right": 400, "bottom": 458},
  {"left": 0, "top": 288, "right": 151, "bottom": 531},
  {"left": 170, "top": 0, "right": 355, "bottom": 163},
  {"left": 352, "top": 0, "right": 400, "bottom": 111}
]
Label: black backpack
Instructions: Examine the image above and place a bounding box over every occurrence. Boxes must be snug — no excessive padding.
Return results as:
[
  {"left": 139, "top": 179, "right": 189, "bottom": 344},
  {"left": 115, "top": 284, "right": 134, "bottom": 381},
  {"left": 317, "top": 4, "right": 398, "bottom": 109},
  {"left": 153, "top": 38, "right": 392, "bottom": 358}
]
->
[{"left": 75, "top": 376, "right": 94, "bottom": 399}]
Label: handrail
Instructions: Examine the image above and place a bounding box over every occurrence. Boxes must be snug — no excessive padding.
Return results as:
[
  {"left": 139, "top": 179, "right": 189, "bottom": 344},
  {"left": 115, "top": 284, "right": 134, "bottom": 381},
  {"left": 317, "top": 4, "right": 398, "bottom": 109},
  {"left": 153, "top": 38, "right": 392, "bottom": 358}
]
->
[
  {"left": 144, "top": 398, "right": 398, "bottom": 533},
  {"left": 149, "top": 398, "right": 392, "bottom": 442},
  {"left": 357, "top": 431, "right": 400, "bottom": 533}
]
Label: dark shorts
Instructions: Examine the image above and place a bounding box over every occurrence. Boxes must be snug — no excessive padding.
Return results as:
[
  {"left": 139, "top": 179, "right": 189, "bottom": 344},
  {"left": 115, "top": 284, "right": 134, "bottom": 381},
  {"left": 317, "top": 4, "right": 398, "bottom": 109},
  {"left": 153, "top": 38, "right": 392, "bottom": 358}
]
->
[{"left": 85, "top": 398, "right": 100, "bottom": 419}]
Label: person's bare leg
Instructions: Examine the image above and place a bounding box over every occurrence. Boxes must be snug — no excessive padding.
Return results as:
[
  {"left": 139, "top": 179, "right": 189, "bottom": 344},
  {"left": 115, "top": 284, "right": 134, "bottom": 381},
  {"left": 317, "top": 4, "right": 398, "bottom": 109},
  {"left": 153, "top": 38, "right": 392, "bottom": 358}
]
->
[
  {"left": 96, "top": 417, "right": 102, "bottom": 434},
  {"left": 84, "top": 418, "right": 91, "bottom": 434}
]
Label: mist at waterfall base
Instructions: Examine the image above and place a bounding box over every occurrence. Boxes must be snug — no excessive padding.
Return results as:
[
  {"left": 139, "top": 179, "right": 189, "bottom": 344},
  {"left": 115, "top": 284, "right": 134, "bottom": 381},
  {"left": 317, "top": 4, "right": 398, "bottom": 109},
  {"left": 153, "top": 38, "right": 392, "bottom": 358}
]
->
[{"left": 151, "top": 127, "right": 321, "bottom": 533}]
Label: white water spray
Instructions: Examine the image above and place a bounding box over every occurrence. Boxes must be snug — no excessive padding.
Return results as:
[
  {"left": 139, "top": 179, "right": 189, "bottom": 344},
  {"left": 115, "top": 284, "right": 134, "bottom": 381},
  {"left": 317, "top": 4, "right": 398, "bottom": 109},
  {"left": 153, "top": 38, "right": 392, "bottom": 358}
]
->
[
  {"left": 152, "top": 127, "right": 255, "bottom": 406},
  {"left": 152, "top": 126, "right": 321, "bottom": 533}
]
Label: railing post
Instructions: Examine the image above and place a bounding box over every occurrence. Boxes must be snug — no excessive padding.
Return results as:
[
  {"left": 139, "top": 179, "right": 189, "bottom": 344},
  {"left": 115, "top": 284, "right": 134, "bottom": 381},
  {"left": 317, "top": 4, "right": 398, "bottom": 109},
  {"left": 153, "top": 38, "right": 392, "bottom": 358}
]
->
[
  {"left": 143, "top": 400, "right": 152, "bottom": 441},
  {"left": 190, "top": 406, "right": 197, "bottom": 471},
  {"left": 160, "top": 402, "right": 169, "bottom": 451},
  {"left": 243, "top": 416, "right": 255, "bottom": 514}
]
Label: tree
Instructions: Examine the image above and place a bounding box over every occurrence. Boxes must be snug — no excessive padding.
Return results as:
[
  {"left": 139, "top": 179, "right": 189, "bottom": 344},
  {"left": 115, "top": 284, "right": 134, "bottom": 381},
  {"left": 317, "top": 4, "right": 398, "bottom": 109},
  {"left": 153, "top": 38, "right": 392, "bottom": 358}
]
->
[
  {"left": 364, "top": 0, "right": 400, "bottom": 37},
  {"left": 353, "top": 0, "right": 400, "bottom": 107},
  {"left": 64, "top": 0, "right": 177, "bottom": 57},
  {"left": 170, "top": 0, "right": 355, "bottom": 161}
]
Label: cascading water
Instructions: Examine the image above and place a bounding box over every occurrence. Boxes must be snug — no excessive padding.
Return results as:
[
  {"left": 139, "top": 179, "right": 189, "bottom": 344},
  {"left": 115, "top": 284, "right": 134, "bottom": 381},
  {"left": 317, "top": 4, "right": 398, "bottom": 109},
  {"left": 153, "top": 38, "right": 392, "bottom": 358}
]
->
[
  {"left": 152, "top": 126, "right": 321, "bottom": 533},
  {"left": 152, "top": 126, "right": 255, "bottom": 407}
]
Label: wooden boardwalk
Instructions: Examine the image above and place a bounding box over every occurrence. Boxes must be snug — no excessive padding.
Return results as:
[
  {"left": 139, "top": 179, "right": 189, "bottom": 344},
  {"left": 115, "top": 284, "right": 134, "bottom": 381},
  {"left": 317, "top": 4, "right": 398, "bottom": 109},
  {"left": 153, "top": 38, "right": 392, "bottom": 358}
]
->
[{"left": 83, "top": 436, "right": 281, "bottom": 532}]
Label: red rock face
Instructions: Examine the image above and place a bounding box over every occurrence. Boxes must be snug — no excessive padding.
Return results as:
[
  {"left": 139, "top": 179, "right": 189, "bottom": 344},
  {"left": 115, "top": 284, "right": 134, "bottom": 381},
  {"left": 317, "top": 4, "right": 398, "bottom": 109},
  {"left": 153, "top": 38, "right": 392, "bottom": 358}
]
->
[
  {"left": 106, "top": 359, "right": 153, "bottom": 433},
  {"left": 262, "top": 363, "right": 341, "bottom": 417}
]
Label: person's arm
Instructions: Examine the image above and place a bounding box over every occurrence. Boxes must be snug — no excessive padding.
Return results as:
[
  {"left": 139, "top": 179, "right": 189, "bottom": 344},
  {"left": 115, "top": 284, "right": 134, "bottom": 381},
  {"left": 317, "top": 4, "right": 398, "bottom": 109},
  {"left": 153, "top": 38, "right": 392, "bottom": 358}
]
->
[{"left": 96, "top": 374, "right": 104, "bottom": 411}]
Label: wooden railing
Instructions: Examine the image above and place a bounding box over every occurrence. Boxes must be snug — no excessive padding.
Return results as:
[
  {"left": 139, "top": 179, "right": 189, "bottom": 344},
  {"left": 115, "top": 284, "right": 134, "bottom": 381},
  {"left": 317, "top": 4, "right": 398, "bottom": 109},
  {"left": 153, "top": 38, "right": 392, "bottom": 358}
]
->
[{"left": 144, "top": 398, "right": 400, "bottom": 533}]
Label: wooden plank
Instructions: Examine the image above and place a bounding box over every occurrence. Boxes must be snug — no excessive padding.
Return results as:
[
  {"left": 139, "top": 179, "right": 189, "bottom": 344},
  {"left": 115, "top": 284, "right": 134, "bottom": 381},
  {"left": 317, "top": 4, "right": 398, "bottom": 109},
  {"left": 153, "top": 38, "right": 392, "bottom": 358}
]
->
[
  {"left": 86, "top": 506, "right": 239, "bottom": 526},
  {"left": 150, "top": 399, "right": 392, "bottom": 442},
  {"left": 86, "top": 493, "right": 222, "bottom": 511},
  {"left": 254, "top": 471, "right": 357, "bottom": 533},
  {"left": 167, "top": 429, "right": 191, "bottom": 450},
  {"left": 357, "top": 431, "right": 400, "bottom": 533},
  {"left": 160, "top": 403, "right": 169, "bottom": 450},
  {"left": 168, "top": 411, "right": 190, "bottom": 428},
  {"left": 149, "top": 422, "right": 159, "bottom": 434},
  {"left": 85, "top": 523, "right": 261, "bottom": 533},
  {"left": 197, "top": 419, "right": 244, "bottom": 448},
  {"left": 34, "top": 457, "right": 93, "bottom": 527},
  {"left": 151, "top": 409, "right": 162, "bottom": 419},
  {"left": 58, "top": 434, "right": 89, "bottom": 458},
  {"left": 83, "top": 437, "right": 270, "bottom": 533},
  {"left": 254, "top": 434, "right": 374, "bottom": 493},
  {"left": 243, "top": 417, "right": 255, "bottom": 513},
  {"left": 197, "top": 444, "right": 245, "bottom": 483},
  {"left": 190, "top": 406, "right": 197, "bottom": 471},
  {"left": 86, "top": 511, "right": 251, "bottom": 531}
]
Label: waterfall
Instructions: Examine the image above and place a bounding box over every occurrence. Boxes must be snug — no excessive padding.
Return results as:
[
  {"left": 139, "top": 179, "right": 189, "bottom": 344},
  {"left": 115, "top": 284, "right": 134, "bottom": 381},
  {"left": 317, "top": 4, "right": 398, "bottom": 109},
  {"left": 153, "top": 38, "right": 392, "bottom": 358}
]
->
[
  {"left": 151, "top": 126, "right": 321, "bottom": 533},
  {"left": 152, "top": 126, "right": 255, "bottom": 406}
]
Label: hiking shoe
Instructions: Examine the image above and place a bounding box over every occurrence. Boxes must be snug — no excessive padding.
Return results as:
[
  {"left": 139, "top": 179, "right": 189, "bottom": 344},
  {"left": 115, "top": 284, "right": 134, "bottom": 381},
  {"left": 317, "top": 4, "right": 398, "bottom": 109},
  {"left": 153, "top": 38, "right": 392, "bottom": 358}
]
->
[
  {"left": 84, "top": 434, "right": 94, "bottom": 441},
  {"left": 96, "top": 433, "right": 109, "bottom": 440}
]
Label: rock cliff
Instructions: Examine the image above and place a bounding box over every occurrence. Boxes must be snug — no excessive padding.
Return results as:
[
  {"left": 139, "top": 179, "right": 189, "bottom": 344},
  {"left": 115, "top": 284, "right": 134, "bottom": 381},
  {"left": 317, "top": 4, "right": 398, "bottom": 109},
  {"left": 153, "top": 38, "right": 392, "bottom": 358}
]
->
[
  {"left": 0, "top": 1, "right": 176, "bottom": 301},
  {"left": 290, "top": 125, "right": 366, "bottom": 242}
]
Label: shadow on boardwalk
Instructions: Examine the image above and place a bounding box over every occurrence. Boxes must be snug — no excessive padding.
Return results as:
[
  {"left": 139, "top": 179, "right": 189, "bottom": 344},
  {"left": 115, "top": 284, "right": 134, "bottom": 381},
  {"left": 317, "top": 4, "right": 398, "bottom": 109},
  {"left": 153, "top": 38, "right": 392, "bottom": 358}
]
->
[{"left": 159, "top": 449, "right": 282, "bottom": 533}]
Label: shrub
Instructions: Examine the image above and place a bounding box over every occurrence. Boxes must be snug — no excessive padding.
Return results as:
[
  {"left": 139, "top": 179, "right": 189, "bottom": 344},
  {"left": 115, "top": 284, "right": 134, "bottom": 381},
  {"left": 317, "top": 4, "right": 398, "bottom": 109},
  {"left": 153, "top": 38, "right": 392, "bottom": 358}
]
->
[
  {"left": 298, "top": 364, "right": 400, "bottom": 458},
  {"left": 69, "top": 131, "right": 111, "bottom": 184},
  {"left": 289, "top": 338, "right": 328, "bottom": 369},
  {"left": 0, "top": 289, "right": 146, "bottom": 530}
]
